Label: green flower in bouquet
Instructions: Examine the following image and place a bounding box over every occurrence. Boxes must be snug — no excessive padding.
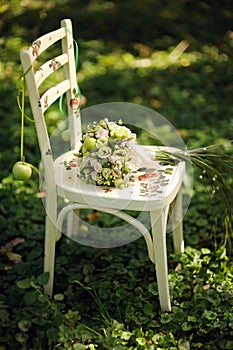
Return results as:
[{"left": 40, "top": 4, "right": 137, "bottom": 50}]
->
[{"left": 76, "top": 118, "right": 137, "bottom": 188}]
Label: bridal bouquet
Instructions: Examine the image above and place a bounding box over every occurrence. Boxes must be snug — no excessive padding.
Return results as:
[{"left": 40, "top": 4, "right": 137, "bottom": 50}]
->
[{"left": 75, "top": 118, "right": 137, "bottom": 188}]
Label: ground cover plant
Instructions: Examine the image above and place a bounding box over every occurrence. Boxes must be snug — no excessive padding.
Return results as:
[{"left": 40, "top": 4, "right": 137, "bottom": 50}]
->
[{"left": 0, "top": 1, "right": 233, "bottom": 349}]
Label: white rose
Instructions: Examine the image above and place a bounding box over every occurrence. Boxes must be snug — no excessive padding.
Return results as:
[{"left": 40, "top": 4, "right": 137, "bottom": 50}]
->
[
  {"left": 97, "top": 146, "right": 112, "bottom": 158},
  {"left": 91, "top": 171, "right": 98, "bottom": 181},
  {"left": 94, "top": 162, "right": 102, "bottom": 173},
  {"left": 96, "top": 128, "right": 109, "bottom": 140}
]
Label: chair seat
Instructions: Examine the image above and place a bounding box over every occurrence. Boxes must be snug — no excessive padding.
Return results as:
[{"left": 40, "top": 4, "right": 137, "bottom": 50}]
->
[{"left": 54, "top": 145, "right": 185, "bottom": 211}]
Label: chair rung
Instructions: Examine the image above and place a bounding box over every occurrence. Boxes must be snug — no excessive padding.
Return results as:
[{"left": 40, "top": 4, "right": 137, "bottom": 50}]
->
[
  {"left": 35, "top": 53, "right": 68, "bottom": 87},
  {"left": 39, "top": 79, "right": 70, "bottom": 112}
]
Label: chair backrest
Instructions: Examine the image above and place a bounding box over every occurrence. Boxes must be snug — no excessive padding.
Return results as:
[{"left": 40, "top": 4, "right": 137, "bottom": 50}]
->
[{"left": 20, "top": 19, "right": 81, "bottom": 162}]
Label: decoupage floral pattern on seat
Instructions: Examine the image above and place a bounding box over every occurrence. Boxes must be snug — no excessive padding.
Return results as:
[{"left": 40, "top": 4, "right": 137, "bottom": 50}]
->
[
  {"left": 137, "top": 166, "right": 175, "bottom": 198},
  {"left": 62, "top": 149, "right": 177, "bottom": 200}
]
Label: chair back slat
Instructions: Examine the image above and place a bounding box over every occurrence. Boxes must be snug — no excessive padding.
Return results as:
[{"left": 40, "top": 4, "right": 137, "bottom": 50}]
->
[
  {"left": 28, "top": 27, "right": 66, "bottom": 63},
  {"left": 39, "top": 80, "right": 70, "bottom": 113},
  {"left": 20, "top": 49, "right": 52, "bottom": 159},
  {"left": 35, "top": 53, "right": 68, "bottom": 87}
]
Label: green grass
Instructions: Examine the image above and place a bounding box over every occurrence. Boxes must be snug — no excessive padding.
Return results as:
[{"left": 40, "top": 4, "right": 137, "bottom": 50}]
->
[{"left": 0, "top": 179, "right": 232, "bottom": 349}]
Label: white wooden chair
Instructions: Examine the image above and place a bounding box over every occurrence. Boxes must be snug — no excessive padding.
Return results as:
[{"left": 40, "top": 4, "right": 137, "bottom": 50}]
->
[{"left": 20, "top": 18, "right": 185, "bottom": 312}]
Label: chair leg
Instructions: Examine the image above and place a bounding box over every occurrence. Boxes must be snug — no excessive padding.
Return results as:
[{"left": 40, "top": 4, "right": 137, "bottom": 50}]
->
[
  {"left": 67, "top": 209, "right": 80, "bottom": 238},
  {"left": 150, "top": 207, "right": 171, "bottom": 312},
  {"left": 171, "top": 189, "right": 184, "bottom": 254},
  {"left": 44, "top": 215, "right": 57, "bottom": 296}
]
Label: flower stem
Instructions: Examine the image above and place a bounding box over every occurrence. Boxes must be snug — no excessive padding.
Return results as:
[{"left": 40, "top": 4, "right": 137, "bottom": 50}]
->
[{"left": 20, "top": 78, "right": 25, "bottom": 163}]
